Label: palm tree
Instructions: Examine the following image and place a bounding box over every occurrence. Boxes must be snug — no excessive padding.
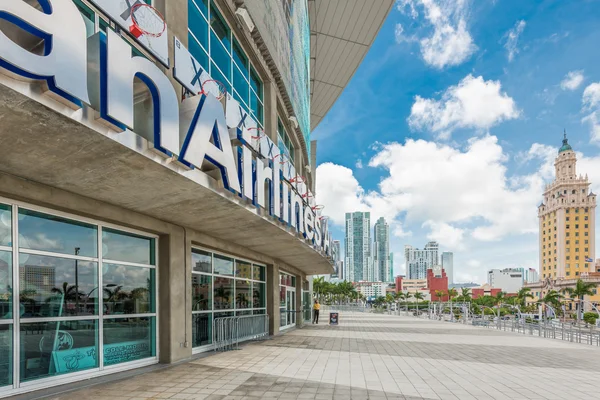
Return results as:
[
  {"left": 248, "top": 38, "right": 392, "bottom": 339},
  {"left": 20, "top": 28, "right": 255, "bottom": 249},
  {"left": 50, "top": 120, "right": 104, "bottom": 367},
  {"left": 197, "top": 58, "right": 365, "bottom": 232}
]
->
[
  {"left": 516, "top": 287, "right": 534, "bottom": 308},
  {"left": 461, "top": 287, "right": 472, "bottom": 303},
  {"left": 447, "top": 288, "right": 458, "bottom": 319},
  {"left": 385, "top": 293, "right": 395, "bottom": 310},
  {"left": 538, "top": 290, "right": 563, "bottom": 320},
  {"left": 413, "top": 291, "right": 425, "bottom": 314},
  {"left": 563, "top": 279, "right": 596, "bottom": 323},
  {"left": 313, "top": 276, "right": 325, "bottom": 301},
  {"left": 434, "top": 290, "right": 445, "bottom": 316}
]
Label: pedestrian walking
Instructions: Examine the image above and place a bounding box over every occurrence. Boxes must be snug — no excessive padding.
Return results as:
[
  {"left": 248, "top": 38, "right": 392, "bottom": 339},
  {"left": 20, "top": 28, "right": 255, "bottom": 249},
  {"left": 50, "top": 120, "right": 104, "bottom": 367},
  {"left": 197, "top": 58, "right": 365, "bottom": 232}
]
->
[{"left": 313, "top": 300, "right": 320, "bottom": 324}]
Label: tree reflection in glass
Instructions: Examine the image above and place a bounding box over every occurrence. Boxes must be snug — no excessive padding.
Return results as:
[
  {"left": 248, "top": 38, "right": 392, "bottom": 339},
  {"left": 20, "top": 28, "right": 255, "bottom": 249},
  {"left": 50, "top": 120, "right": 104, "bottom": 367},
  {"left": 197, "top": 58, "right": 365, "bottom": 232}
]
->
[
  {"left": 214, "top": 277, "right": 233, "bottom": 310},
  {"left": 19, "top": 254, "right": 97, "bottom": 318},
  {"left": 102, "top": 264, "right": 155, "bottom": 315},
  {"left": 192, "top": 275, "right": 211, "bottom": 311}
]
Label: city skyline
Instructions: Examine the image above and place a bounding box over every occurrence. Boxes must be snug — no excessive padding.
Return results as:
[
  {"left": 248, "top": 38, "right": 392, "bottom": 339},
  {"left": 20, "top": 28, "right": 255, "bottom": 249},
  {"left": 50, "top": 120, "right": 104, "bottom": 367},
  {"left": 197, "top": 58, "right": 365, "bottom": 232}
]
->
[{"left": 314, "top": 0, "right": 600, "bottom": 283}]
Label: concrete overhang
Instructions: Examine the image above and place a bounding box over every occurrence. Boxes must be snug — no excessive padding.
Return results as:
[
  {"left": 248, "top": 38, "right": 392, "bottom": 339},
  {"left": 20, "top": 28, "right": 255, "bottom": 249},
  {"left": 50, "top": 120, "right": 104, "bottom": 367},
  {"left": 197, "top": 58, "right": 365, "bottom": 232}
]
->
[
  {"left": 0, "top": 81, "right": 334, "bottom": 276},
  {"left": 309, "top": 0, "right": 394, "bottom": 130}
]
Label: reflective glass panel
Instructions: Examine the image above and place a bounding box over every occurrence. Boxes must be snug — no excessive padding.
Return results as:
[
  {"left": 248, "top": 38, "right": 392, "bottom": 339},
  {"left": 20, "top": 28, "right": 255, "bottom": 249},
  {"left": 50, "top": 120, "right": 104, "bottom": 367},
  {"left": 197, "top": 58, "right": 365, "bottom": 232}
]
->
[
  {"left": 189, "top": 34, "right": 209, "bottom": 71},
  {"left": 0, "top": 251, "right": 11, "bottom": 319},
  {"left": 253, "top": 309, "right": 265, "bottom": 315},
  {"left": 235, "top": 279, "right": 251, "bottom": 309},
  {"left": 192, "top": 249, "right": 211, "bottom": 273},
  {"left": 235, "top": 260, "right": 252, "bottom": 280},
  {"left": 103, "top": 264, "right": 155, "bottom": 315},
  {"left": 103, "top": 317, "right": 156, "bottom": 366},
  {"left": 279, "top": 286, "right": 286, "bottom": 307},
  {"left": 253, "top": 282, "right": 265, "bottom": 308},
  {"left": 213, "top": 276, "right": 233, "bottom": 310},
  {"left": 233, "top": 65, "right": 250, "bottom": 103},
  {"left": 102, "top": 228, "right": 155, "bottom": 265},
  {"left": 209, "top": 4, "right": 231, "bottom": 50},
  {"left": 192, "top": 313, "right": 211, "bottom": 347},
  {"left": 192, "top": 274, "right": 212, "bottom": 311},
  {"left": 210, "top": 32, "right": 231, "bottom": 81},
  {"left": 214, "top": 254, "right": 233, "bottom": 276},
  {"left": 252, "top": 264, "right": 264, "bottom": 281},
  {"left": 189, "top": 0, "right": 209, "bottom": 48},
  {"left": 191, "top": 0, "right": 208, "bottom": 17},
  {"left": 0, "top": 204, "right": 11, "bottom": 247},
  {"left": 19, "top": 254, "right": 98, "bottom": 318},
  {"left": 214, "top": 311, "right": 233, "bottom": 319},
  {"left": 232, "top": 39, "right": 248, "bottom": 77},
  {"left": 0, "top": 325, "right": 11, "bottom": 386},
  {"left": 250, "top": 68, "right": 261, "bottom": 99},
  {"left": 20, "top": 320, "right": 98, "bottom": 382},
  {"left": 18, "top": 209, "right": 97, "bottom": 257},
  {"left": 236, "top": 310, "right": 251, "bottom": 316},
  {"left": 210, "top": 61, "right": 232, "bottom": 93}
]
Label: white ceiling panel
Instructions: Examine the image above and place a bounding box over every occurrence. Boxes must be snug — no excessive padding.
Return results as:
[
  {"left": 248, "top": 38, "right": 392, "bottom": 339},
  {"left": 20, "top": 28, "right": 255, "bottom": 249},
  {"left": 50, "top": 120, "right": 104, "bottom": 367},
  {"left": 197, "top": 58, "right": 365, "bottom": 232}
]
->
[{"left": 310, "top": 0, "right": 393, "bottom": 131}]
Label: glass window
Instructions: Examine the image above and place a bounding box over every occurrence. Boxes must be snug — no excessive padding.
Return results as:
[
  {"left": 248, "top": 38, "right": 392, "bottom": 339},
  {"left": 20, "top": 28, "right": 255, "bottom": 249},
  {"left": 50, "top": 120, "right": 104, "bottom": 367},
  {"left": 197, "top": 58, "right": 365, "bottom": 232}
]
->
[
  {"left": 253, "top": 282, "right": 265, "bottom": 308},
  {"left": 192, "top": 249, "right": 212, "bottom": 273},
  {"left": 102, "top": 228, "right": 155, "bottom": 265},
  {"left": 232, "top": 39, "right": 249, "bottom": 77},
  {"left": 192, "top": 313, "right": 211, "bottom": 347},
  {"left": 210, "top": 60, "right": 232, "bottom": 93},
  {"left": 20, "top": 254, "right": 98, "bottom": 318},
  {"left": 0, "top": 251, "right": 11, "bottom": 319},
  {"left": 214, "top": 276, "right": 233, "bottom": 310},
  {"left": 210, "top": 4, "right": 231, "bottom": 50},
  {"left": 189, "top": 0, "right": 209, "bottom": 49},
  {"left": 253, "top": 264, "right": 264, "bottom": 281},
  {"left": 235, "top": 260, "right": 252, "bottom": 280},
  {"left": 0, "top": 204, "right": 11, "bottom": 246},
  {"left": 233, "top": 65, "right": 250, "bottom": 105},
  {"left": 103, "top": 317, "right": 156, "bottom": 366},
  {"left": 103, "top": 264, "right": 155, "bottom": 315},
  {"left": 235, "top": 279, "right": 251, "bottom": 309},
  {"left": 18, "top": 209, "right": 97, "bottom": 257},
  {"left": 214, "top": 254, "right": 233, "bottom": 276},
  {"left": 20, "top": 320, "right": 98, "bottom": 382},
  {"left": 214, "top": 311, "right": 234, "bottom": 319},
  {"left": 74, "top": 0, "right": 95, "bottom": 38},
  {"left": 191, "top": 0, "right": 208, "bottom": 17},
  {"left": 0, "top": 325, "right": 11, "bottom": 386},
  {"left": 250, "top": 68, "right": 262, "bottom": 99},
  {"left": 192, "top": 275, "right": 212, "bottom": 311},
  {"left": 189, "top": 35, "right": 210, "bottom": 72}
]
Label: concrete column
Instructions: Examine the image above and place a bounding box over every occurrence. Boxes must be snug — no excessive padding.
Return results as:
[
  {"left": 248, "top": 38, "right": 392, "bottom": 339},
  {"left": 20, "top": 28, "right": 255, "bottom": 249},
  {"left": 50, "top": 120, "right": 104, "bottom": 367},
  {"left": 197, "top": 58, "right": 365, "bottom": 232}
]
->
[
  {"left": 263, "top": 80, "right": 278, "bottom": 142},
  {"left": 267, "top": 263, "right": 280, "bottom": 335},
  {"left": 296, "top": 274, "right": 304, "bottom": 328},
  {"left": 158, "top": 229, "right": 192, "bottom": 363}
]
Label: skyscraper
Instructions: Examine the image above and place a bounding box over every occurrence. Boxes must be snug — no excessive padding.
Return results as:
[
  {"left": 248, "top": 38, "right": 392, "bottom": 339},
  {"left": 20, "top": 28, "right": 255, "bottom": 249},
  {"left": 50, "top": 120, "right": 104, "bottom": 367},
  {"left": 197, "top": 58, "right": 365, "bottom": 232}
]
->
[
  {"left": 373, "top": 217, "right": 391, "bottom": 282},
  {"left": 538, "top": 134, "right": 596, "bottom": 280},
  {"left": 405, "top": 242, "right": 439, "bottom": 279},
  {"left": 441, "top": 252, "right": 454, "bottom": 284},
  {"left": 345, "top": 212, "right": 371, "bottom": 282}
]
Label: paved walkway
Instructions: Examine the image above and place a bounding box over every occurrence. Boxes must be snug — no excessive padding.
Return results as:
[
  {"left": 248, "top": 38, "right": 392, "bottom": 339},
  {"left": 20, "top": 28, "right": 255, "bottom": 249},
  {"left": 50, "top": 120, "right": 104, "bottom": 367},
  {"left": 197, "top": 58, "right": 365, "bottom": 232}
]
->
[{"left": 46, "top": 312, "right": 600, "bottom": 399}]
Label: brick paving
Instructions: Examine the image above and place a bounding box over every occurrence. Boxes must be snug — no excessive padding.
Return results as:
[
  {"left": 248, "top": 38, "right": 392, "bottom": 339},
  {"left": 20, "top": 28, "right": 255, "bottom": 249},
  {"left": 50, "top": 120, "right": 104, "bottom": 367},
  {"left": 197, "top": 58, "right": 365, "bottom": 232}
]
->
[{"left": 43, "top": 312, "right": 600, "bottom": 399}]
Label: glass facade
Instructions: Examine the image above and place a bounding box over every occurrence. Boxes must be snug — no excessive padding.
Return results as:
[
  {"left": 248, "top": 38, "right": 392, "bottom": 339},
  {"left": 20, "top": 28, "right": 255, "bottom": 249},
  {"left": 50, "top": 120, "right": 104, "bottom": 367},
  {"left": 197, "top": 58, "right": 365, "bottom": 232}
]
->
[
  {"left": 191, "top": 248, "right": 266, "bottom": 350},
  {"left": 278, "top": 118, "right": 295, "bottom": 165},
  {"left": 0, "top": 201, "right": 157, "bottom": 390},
  {"left": 188, "top": 0, "right": 264, "bottom": 126}
]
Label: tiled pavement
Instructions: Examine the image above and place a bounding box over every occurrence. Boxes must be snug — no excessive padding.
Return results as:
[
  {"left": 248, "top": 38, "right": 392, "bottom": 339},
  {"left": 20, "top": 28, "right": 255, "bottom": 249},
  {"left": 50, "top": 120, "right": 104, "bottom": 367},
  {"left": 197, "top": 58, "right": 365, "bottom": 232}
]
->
[{"left": 43, "top": 312, "right": 600, "bottom": 399}]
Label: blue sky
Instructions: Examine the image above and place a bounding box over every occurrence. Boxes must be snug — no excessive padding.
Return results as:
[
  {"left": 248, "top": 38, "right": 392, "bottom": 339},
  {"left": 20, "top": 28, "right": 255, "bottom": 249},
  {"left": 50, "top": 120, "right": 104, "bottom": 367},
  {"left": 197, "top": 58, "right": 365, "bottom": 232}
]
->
[{"left": 313, "top": 0, "right": 600, "bottom": 283}]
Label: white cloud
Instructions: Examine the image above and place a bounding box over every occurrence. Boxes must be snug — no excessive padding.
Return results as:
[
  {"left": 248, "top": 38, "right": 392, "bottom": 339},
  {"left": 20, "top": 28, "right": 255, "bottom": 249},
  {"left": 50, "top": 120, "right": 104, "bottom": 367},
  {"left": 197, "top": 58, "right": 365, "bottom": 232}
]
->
[
  {"left": 396, "top": 0, "right": 477, "bottom": 68},
  {"left": 561, "top": 70, "right": 585, "bottom": 91},
  {"left": 355, "top": 159, "right": 363, "bottom": 169},
  {"left": 317, "top": 135, "right": 546, "bottom": 250},
  {"left": 422, "top": 221, "right": 465, "bottom": 250},
  {"left": 504, "top": 20, "right": 526, "bottom": 62},
  {"left": 394, "top": 24, "right": 418, "bottom": 43},
  {"left": 582, "top": 83, "right": 600, "bottom": 143},
  {"left": 408, "top": 75, "right": 520, "bottom": 138}
]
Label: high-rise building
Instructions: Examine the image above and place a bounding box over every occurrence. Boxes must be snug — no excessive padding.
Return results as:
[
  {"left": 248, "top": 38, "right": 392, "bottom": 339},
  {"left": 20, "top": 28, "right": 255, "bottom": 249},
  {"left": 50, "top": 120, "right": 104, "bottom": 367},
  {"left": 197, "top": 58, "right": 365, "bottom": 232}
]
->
[
  {"left": 405, "top": 242, "right": 439, "bottom": 279},
  {"left": 524, "top": 268, "right": 539, "bottom": 283},
  {"left": 345, "top": 212, "right": 371, "bottom": 282},
  {"left": 538, "top": 134, "right": 596, "bottom": 280},
  {"left": 487, "top": 268, "right": 524, "bottom": 293},
  {"left": 441, "top": 252, "right": 453, "bottom": 284},
  {"left": 389, "top": 253, "right": 394, "bottom": 282},
  {"left": 373, "top": 217, "right": 391, "bottom": 282}
]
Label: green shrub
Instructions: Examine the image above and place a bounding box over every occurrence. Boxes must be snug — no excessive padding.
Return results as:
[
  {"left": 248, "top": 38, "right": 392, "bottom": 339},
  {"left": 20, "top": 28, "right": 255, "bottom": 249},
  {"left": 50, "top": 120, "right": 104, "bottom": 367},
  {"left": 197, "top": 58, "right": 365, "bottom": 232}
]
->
[{"left": 583, "top": 312, "right": 598, "bottom": 326}]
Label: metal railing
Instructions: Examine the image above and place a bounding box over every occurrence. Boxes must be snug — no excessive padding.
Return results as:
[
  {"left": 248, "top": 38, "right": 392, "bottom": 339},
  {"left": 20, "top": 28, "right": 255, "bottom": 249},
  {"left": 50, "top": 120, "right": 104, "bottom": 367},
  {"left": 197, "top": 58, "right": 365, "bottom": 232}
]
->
[
  {"left": 322, "top": 304, "right": 366, "bottom": 313},
  {"left": 214, "top": 314, "right": 269, "bottom": 352}
]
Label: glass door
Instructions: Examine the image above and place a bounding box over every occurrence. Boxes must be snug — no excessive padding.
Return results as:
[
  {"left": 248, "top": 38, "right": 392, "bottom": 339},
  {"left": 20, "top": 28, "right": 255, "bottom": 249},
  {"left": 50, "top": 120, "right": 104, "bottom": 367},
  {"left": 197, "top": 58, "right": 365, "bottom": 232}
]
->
[{"left": 286, "top": 289, "right": 296, "bottom": 326}]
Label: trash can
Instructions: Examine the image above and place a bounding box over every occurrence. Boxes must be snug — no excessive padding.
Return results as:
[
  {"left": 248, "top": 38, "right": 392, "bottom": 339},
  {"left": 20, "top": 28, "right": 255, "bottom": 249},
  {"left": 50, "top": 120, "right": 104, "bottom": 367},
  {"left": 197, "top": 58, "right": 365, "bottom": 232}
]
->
[{"left": 329, "top": 312, "right": 339, "bottom": 325}]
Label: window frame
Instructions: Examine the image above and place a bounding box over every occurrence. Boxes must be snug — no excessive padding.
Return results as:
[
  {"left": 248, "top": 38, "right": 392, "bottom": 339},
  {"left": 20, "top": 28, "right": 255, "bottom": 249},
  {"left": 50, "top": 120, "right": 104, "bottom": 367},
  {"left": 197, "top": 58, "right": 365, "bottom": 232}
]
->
[{"left": 0, "top": 195, "right": 159, "bottom": 393}]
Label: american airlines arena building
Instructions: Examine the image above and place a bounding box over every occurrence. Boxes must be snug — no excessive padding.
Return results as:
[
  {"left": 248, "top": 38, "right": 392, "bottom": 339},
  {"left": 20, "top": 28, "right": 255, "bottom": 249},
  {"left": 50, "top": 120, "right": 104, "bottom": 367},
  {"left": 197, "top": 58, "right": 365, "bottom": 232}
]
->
[{"left": 0, "top": 0, "right": 392, "bottom": 396}]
